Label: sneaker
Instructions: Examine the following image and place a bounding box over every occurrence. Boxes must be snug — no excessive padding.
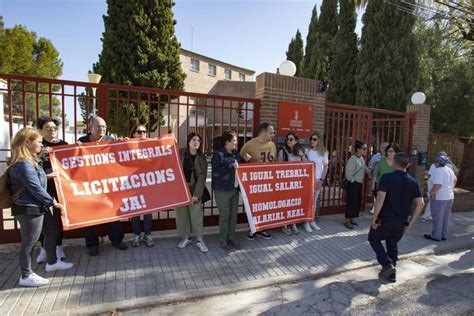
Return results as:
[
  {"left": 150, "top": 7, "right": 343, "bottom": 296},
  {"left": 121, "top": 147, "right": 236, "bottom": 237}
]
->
[
  {"left": 257, "top": 231, "right": 272, "bottom": 240},
  {"left": 227, "top": 239, "right": 240, "bottom": 249},
  {"left": 378, "top": 264, "right": 396, "bottom": 281},
  {"left": 219, "top": 240, "right": 230, "bottom": 250},
  {"left": 350, "top": 220, "right": 359, "bottom": 226},
  {"left": 303, "top": 222, "right": 313, "bottom": 233},
  {"left": 344, "top": 221, "right": 354, "bottom": 229},
  {"left": 196, "top": 240, "right": 209, "bottom": 253},
  {"left": 143, "top": 235, "right": 154, "bottom": 247},
  {"left": 36, "top": 247, "right": 47, "bottom": 264},
  {"left": 45, "top": 259, "right": 74, "bottom": 272},
  {"left": 310, "top": 221, "right": 321, "bottom": 231},
  {"left": 19, "top": 273, "right": 49, "bottom": 287},
  {"left": 177, "top": 237, "right": 192, "bottom": 249},
  {"left": 282, "top": 226, "right": 293, "bottom": 236},
  {"left": 88, "top": 245, "right": 99, "bottom": 256},
  {"left": 370, "top": 208, "right": 375, "bottom": 214},
  {"left": 113, "top": 242, "right": 128, "bottom": 250},
  {"left": 132, "top": 235, "right": 141, "bottom": 247},
  {"left": 290, "top": 224, "right": 299, "bottom": 235},
  {"left": 247, "top": 231, "right": 255, "bottom": 240},
  {"left": 56, "top": 246, "right": 66, "bottom": 259}
]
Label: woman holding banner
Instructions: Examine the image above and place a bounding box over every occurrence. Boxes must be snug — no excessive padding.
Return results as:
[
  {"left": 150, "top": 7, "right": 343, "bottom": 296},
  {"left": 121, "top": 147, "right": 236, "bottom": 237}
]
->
[
  {"left": 304, "top": 131, "right": 328, "bottom": 232},
  {"left": 35, "top": 116, "right": 69, "bottom": 264},
  {"left": 176, "top": 132, "right": 209, "bottom": 253},
  {"left": 129, "top": 124, "right": 154, "bottom": 248},
  {"left": 277, "top": 131, "right": 306, "bottom": 235},
  {"left": 8, "top": 127, "right": 73, "bottom": 287},
  {"left": 212, "top": 131, "right": 250, "bottom": 250},
  {"left": 344, "top": 140, "right": 368, "bottom": 229}
]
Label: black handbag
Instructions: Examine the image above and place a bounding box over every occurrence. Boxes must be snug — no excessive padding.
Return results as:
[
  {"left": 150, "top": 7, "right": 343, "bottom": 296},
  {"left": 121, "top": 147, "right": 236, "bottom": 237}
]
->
[
  {"left": 340, "top": 178, "right": 350, "bottom": 190},
  {"left": 201, "top": 186, "right": 211, "bottom": 204},
  {"left": 341, "top": 157, "right": 364, "bottom": 190}
]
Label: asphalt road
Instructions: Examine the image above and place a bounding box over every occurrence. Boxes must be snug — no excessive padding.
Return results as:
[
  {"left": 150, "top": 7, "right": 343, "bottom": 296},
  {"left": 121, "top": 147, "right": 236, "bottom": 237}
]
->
[{"left": 123, "top": 249, "right": 474, "bottom": 315}]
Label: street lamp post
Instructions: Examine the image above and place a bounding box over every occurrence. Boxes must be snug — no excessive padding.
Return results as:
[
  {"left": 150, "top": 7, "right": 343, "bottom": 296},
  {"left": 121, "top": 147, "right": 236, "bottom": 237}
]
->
[{"left": 87, "top": 73, "right": 102, "bottom": 117}]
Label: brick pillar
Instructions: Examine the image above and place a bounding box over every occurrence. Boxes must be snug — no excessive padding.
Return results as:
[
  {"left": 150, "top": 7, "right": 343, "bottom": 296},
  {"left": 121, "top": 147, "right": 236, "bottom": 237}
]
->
[
  {"left": 255, "top": 72, "right": 325, "bottom": 142},
  {"left": 406, "top": 103, "right": 431, "bottom": 194}
]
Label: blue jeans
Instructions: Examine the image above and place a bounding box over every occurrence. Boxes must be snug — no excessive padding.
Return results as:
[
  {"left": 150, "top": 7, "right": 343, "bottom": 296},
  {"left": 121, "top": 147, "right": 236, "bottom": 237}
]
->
[
  {"left": 15, "top": 214, "right": 44, "bottom": 277},
  {"left": 131, "top": 214, "right": 152, "bottom": 236}
]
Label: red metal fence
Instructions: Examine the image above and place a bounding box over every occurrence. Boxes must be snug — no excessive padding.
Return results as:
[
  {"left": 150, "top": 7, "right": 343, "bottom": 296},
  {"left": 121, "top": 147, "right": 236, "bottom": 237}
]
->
[
  {"left": 320, "top": 102, "right": 416, "bottom": 214},
  {"left": 0, "top": 73, "right": 416, "bottom": 243},
  {"left": 0, "top": 73, "right": 259, "bottom": 243}
]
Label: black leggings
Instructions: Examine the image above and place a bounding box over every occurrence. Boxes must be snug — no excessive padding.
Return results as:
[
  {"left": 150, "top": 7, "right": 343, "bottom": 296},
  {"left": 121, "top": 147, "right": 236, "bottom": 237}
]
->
[{"left": 39, "top": 207, "right": 63, "bottom": 247}]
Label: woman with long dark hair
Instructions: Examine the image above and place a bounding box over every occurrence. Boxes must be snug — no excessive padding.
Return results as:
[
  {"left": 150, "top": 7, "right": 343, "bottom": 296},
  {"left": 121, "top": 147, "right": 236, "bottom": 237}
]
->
[
  {"left": 344, "top": 140, "right": 368, "bottom": 229},
  {"left": 212, "top": 131, "right": 250, "bottom": 250},
  {"left": 278, "top": 131, "right": 306, "bottom": 235},
  {"left": 176, "top": 132, "right": 209, "bottom": 253}
]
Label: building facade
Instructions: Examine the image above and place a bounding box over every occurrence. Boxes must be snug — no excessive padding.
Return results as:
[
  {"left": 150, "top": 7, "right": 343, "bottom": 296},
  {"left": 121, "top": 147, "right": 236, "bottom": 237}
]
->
[{"left": 179, "top": 49, "right": 255, "bottom": 94}]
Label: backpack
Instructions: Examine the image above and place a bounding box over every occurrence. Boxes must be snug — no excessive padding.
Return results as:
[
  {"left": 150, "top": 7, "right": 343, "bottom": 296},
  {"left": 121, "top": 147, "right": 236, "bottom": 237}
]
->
[{"left": 0, "top": 170, "right": 25, "bottom": 209}]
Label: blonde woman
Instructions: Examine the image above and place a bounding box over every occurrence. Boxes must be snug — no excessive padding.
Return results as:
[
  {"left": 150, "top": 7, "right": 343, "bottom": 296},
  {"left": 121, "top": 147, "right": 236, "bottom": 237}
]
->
[
  {"left": 304, "top": 132, "right": 329, "bottom": 232},
  {"left": 8, "top": 128, "right": 73, "bottom": 287}
]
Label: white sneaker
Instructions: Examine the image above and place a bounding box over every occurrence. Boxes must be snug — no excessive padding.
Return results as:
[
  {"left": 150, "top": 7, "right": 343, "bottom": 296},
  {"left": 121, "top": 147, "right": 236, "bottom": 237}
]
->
[
  {"left": 56, "top": 246, "right": 66, "bottom": 259},
  {"left": 303, "top": 222, "right": 313, "bottom": 233},
  {"left": 36, "top": 248, "right": 47, "bottom": 264},
  {"left": 133, "top": 235, "right": 141, "bottom": 247},
  {"left": 19, "top": 273, "right": 49, "bottom": 287},
  {"left": 282, "top": 226, "right": 293, "bottom": 236},
  {"left": 177, "top": 237, "right": 192, "bottom": 249},
  {"left": 290, "top": 224, "right": 299, "bottom": 234},
  {"left": 310, "top": 221, "right": 321, "bottom": 231},
  {"left": 370, "top": 208, "right": 375, "bottom": 214},
  {"left": 196, "top": 240, "right": 209, "bottom": 253},
  {"left": 45, "top": 259, "right": 74, "bottom": 272}
]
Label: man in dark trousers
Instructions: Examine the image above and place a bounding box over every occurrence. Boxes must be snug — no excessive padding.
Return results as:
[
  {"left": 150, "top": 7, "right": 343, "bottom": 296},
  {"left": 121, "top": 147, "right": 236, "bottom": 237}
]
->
[
  {"left": 78, "top": 116, "right": 128, "bottom": 256},
  {"left": 368, "top": 152, "right": 424, "bottom": 282}
]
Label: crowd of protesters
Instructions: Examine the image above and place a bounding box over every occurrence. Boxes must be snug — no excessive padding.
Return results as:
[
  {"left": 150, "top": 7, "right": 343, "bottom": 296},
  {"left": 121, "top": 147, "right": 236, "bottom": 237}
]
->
[{"left": 6, "top": 117, "right": 457, "bottom": 287}]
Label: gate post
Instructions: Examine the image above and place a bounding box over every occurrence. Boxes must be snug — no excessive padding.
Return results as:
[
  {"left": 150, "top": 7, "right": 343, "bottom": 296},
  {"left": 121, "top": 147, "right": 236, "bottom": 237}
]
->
[
  {"left": 97, "top": 84, "right": 109, "bottom": 121},
  {"left": 255, "top": 72, "right": 325, "bottom": 138},
  {"left": 406, "top": 103, "right": 431, "bottom": 194}
]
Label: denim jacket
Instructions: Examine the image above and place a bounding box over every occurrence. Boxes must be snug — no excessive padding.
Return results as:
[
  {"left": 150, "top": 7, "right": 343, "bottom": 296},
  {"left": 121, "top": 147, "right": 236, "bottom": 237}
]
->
[
  {"left": 10, "top": 160, "right": 55, "bottom": 208},
  {"left": 211, "top": 147, "right": 244, "bottom": 191}
]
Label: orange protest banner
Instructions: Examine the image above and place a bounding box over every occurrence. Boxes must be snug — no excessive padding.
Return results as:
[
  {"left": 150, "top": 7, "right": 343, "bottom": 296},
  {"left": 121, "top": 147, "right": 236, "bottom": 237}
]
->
[
  {"left": 236, "top": 162, "right": 315, "bottom": 233},
  {"left": 50, "top": 135, "right": 192, "bottom": 230}
]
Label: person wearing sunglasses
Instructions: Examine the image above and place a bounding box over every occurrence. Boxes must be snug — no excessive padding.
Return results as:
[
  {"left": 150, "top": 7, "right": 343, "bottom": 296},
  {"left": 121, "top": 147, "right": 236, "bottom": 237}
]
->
[
  {"left": 35, "top": 117, "right": 71, "bottom": 265},
  {"left": 129, "top": 125, "right": 154, "bottom": 248},
  {"left": 344, "top": 140, "right": 369, "bottom": 229},
  {"left": 371, "top": 143, "right": 401, "bottom": 211},
  {"left": 277, "top": 131, "right": 307, "bottom": 235},
  {"left": 303, "top": 131, "right": 328, "bottom": 232}
]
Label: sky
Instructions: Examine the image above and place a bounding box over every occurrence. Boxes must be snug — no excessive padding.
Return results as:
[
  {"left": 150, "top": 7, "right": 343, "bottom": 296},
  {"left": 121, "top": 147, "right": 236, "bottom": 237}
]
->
[{"left": 1, "top": 0, "right": 364, "bottom": 82}]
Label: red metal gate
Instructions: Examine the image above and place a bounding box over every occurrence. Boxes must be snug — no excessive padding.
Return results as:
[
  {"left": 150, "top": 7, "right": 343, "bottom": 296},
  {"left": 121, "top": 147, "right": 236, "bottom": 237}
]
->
[
  {"left": 0, "top": 73, "right": 260, "bottom": 243},
  {"left": 320, "top": 102, "right": 416, "bottom": 215}
]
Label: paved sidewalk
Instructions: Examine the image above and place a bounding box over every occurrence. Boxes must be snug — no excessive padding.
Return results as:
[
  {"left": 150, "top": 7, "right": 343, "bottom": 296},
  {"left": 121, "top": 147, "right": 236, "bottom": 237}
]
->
[{"left": 0, "top": 211, "right": 473, "bottom": 315}]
